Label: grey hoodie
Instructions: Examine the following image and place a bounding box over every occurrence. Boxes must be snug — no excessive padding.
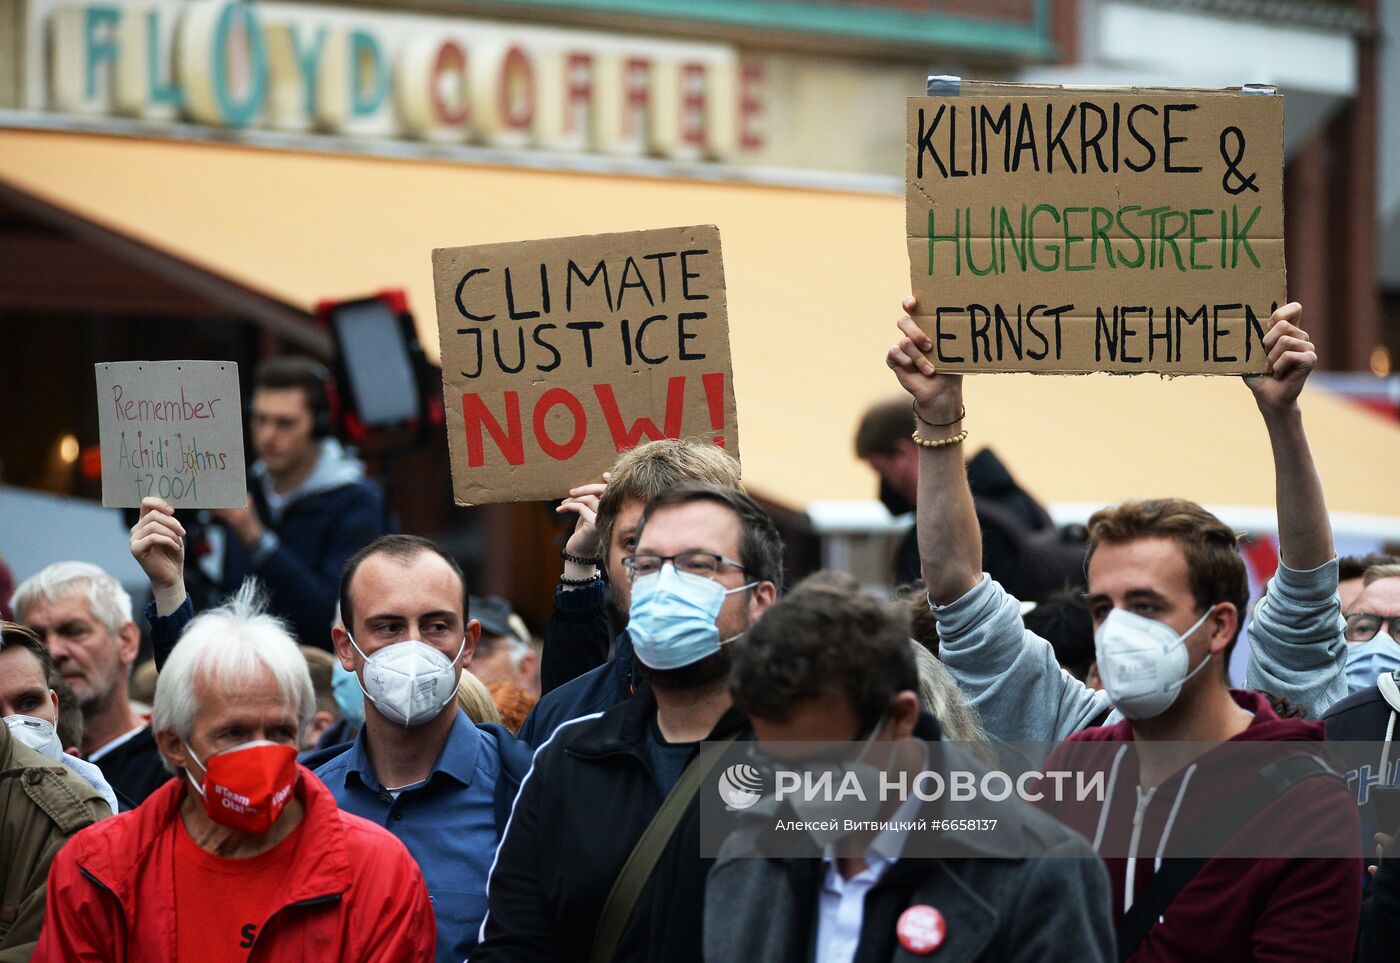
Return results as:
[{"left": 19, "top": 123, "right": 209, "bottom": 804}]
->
[{"left": 933, "top": 558, "right": 1346, "bottom": 742}]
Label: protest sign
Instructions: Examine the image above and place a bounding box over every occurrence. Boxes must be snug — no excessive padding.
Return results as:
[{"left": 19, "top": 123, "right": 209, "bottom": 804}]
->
[
  {"left": 95, "top": 361, "right": 247, "bottom": 508},
  {"left": 906, "top": 81, "right": 1284, "bottom": 374},
  {"left": 433, "top": 225, "right": 738, "bottom": 506}
]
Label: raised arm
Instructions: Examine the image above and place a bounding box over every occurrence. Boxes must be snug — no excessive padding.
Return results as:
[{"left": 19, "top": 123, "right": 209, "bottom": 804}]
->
[
  {"left": 888, "top": 299, "right": 1111, "bottom": 740},
  {"left": 1243, "top": 303, "right": 1346, "bottom": 715},
  {"left": 541, "top": 477, "right": 615, "bottom": 693},
  {"left": 129, "top": 497, "right": 194, "bottom": 670},
  {"left": 888, "top": 298, "right": 979, "bottom": 603},
  {"left": 1246, "top": 303, "right": 1332, "bottom": 570}
]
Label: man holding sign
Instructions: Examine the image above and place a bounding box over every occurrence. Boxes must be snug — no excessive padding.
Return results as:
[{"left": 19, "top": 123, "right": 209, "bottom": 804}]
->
[{"left": 889, "top": 298, "right": 1359, "bottom": 957}]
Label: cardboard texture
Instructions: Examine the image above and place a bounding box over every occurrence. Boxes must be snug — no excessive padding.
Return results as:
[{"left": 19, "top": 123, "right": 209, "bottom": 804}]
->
[
  {"left": 433, "top": 225, "right": 738, "bottom": 506},
  {"left": 95, "top": 361, "right": 247, "bottom": 508},
  {"left": 906, "top": 82, "right": 1284, "bottom": 374}
]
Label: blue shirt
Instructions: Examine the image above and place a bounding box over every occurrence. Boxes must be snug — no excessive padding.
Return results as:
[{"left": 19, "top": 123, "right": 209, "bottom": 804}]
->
[{"left": 314, "top": 709, "right": 501, "bottom": 963}]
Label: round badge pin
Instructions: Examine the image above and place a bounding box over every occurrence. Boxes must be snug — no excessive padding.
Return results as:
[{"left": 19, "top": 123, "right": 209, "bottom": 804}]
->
[{"left": 896, "top": 904, "right": 946, "bottom": 955}]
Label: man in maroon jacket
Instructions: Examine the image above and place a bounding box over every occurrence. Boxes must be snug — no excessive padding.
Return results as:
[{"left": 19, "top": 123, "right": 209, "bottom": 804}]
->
[{"left": 887, "top": 298, "right": 1361, "bottom": 960}]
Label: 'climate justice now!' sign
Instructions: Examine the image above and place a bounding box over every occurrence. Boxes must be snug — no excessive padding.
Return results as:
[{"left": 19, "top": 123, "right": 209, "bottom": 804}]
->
[
  {"left": 905, "top": 81, "right": 1285, "bottom": 375},
  {"left": 433, "top": 225, "right": 739, "bottom": 505}
]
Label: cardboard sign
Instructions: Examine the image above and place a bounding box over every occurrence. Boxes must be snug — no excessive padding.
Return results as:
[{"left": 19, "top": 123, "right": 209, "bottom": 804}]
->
[
  {"left": 94, "top": 361, "right": 247, "bottom": 508},
  {"left": 906, "top": 82, "right": 1284, "bottom": 374},
  {"left": 433, "top": 225, "right": 738, "bottom": 505}
]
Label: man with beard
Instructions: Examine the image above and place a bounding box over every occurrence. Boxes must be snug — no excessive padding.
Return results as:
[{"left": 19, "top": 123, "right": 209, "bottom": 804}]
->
[
  {"left": 13, "top": 562, "right": 168, "bottom": 807},
  {"left": 518, "top": 439, "right": 743, "bottom": 747},
  {"left": 475, "top": 483, "right": 781, "bottom": 963}
]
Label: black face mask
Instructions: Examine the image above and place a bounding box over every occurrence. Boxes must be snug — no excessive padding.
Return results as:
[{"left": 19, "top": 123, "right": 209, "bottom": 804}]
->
[{"left": 879, "top": 477, "right": 915, "bottom": 517}]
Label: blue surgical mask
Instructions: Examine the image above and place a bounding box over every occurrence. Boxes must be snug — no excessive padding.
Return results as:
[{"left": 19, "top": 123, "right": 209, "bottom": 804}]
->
[
  {"left": 1345, "top": 640, "right": 1400, "bottom": 694},
  {"left": 330, "top": 661, "right": 366, "bottom": 728},
  {"left": 628, "top": 565, "right": 755, "bottom": 671}
]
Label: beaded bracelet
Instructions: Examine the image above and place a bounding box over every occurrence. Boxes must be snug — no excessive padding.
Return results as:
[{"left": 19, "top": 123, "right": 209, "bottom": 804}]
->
[
  {"left": 910, "top": 428, "right": 969, "bottom": 449},
  {"left": 559, "top": 573, "right": 603, "bottom": 586},
  {"left": 560, "top": 548, "right": 604, "bottom": 566}
]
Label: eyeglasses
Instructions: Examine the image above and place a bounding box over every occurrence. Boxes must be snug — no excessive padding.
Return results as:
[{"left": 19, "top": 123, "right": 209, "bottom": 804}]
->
[
  {"left": 621, "top": 551, "right": 748, "bottom": 581},
  {"left": 1344, "top": 613, "right": 1400, "bottom": 644}
]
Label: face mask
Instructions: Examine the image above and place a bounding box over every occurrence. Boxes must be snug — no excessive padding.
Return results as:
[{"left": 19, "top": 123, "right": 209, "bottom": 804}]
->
[
  {"left": 1094, "top": 607, "right": 1215, "bottom": 720},
  {"left": 4, "top": 715, "right": 64, "bottom": 761},
  {"left": 330, "top": 662, "right": 366, "bottom": 728},
  {"left": 1345, "top": 640, "right": 1400, "bottom": 694},
  {"left": 627, "top": 565, "right": 755, "bottom": 671},
  {"left": 786, "top": 715, "right": 888, "bottom": 847},
  {"left": 184, "top": 740, "right": 298, "bottom": 835},
  {"left": 347, "top": 635, "right": 465, "bottom": 727}
]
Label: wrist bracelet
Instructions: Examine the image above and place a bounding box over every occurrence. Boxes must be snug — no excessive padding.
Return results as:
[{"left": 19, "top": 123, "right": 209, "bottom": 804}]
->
[
  {"left": 560, "top": 548, "right": 603, "bottom": 566},
  {"left": 559, "top": 573, "right": 602, "bottom": 586},
  {"left": 912, "top": 402, "right": 965, "bottom": 428},
  {"left": 910, "top": 428, "right": 969, "bottom": 449}
]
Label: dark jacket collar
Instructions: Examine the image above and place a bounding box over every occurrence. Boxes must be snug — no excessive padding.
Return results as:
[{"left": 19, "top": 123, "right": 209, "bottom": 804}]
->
[{"left": 565, "top": 682, "right": 751, "bottom": 760}]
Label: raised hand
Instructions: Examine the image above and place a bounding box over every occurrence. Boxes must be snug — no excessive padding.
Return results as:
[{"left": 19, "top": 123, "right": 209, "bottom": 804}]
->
[
  {"left": 1245, "top": 302, "right": 1315, "bottom": 414},
  {"left": 887, "top": 296, "right": 964, "bottom": 423},
  {"left": 130, "top": 497, "right": 187, "bottom": 615},
  {"left": 556, "top": 473, "right": 612, "bottom": 561}
]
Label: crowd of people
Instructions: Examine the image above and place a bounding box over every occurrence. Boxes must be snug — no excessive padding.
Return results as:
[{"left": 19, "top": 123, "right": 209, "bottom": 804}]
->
[{"left": 3, "top": 302, "right": 1400, "bottom": 962}]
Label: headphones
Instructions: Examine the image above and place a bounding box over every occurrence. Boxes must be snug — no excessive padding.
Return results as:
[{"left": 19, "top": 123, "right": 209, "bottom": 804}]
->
[{"left": 301, "top": 360, "right": 339, "bottom": 439}]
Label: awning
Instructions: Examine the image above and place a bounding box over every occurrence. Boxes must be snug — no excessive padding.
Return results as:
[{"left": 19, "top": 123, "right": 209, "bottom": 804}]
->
[{"left": 4, "top": 126, "right": 1399, "bottom": 526}]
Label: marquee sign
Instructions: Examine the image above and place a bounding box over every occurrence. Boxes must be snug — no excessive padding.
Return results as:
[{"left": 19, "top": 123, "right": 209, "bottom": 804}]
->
[{"left": 26, "top": 0, "right": 766, "bottom": 161}]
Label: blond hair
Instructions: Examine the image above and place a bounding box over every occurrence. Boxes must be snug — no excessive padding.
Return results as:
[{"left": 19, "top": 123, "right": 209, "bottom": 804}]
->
[{"left": 597, "top": 439, "right": 742, "bottom": 557}]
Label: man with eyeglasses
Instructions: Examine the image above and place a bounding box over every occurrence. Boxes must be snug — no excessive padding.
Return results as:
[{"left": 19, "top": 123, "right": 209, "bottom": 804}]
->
[
  {"left": 475, "top": 483, "right": 781, "bottom": 963},
  {"left": 1325, "top": 567, "right": 1400, "bottom": 812}
]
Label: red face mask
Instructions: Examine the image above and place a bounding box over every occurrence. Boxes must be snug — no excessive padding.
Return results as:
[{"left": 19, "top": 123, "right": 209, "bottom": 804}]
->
[{"left": 184, "top": 740, "right": 298, "bottom": 835}]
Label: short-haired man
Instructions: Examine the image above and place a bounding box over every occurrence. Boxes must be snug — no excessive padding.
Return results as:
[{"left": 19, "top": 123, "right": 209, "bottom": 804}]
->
[
  {"left": 0, "top": 677, "right": 109, "bottom": 960},
  {"left": 190, "top": 357, "right": 390, "bottom": 650},
  {"left": 707, "top": 580, "right": 1114, "bottom": 963},
  {"left": 1323, "top": 568, "right": 1400, "bottom": 800},
  {"left": 518, "top": 438, "right": 743, "bottom": 747},
  {"left": 889, "top": 299, "right": 1360, "bottom": 958},
  {"left": 314, "top": 535, "right": 533, "bottom": 963},
  {"left": 1333, "top": 563, "right": 1400, "bottom": 694},
  {"left": 32, "top": 588, "right": 435, "bottom": 962},
  {"left": 13, "top": 562, "right": 168, "bottom": 807},
  {"left": 1, "top": 622, "right": 119, "bottom": 813},
  {"left": 855, "top": 397, "right": 1063, "bottom": 595},
  {"left": 476, "top": 484, "right": 781, "bottom": 963}
]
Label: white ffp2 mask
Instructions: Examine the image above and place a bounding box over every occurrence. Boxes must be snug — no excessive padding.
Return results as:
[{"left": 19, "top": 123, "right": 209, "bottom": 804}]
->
[
  {"left": 347, "top": 635, "right": 466, "bottom": 727},
  {"left": 4, "top": 715, "right": 64, "bottom": 761},
  {"left": 1094, "top": 607, "right": 1214, "bottom": 720}
]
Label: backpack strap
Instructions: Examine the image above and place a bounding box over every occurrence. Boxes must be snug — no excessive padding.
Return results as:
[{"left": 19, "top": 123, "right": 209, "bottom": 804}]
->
[
  {"left": 1114, "top": 754, "right": 1338, "bottom": 960},
  {"left": 588, "top": 731, "right": 741, "bottom": 963}
]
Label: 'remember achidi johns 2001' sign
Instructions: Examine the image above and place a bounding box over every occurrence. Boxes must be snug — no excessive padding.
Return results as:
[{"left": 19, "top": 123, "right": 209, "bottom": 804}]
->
[
  {"left": 433, "top": 225, "right": 739, "bottom": 506},
  {"left": 905, "top": 81, "right": 1285, "bottom": 375}
]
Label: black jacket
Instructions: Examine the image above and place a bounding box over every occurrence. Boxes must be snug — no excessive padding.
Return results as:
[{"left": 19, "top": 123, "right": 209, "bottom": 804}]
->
[
  {"left": 518, "top": 629, "right": 636, "bottom": 749},
  {"left": 475, "top": 684, "right": 750, "bottom": 963},
  {"left": 91, "top": 725, "right": 170, "bottom": 810},
  {"left": 540, "top": 581, "right": 616, "bottom": 695}
]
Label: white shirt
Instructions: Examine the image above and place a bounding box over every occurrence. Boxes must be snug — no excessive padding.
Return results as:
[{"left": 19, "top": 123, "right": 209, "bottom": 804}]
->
[{"left": 814, "top": 790, "right": 925, "bottom": 963}]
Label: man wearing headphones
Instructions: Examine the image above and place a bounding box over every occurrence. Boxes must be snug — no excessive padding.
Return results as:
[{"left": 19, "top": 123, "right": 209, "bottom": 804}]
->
[{"left": 198, "top": 357, "right": 390, "bottom": 651}]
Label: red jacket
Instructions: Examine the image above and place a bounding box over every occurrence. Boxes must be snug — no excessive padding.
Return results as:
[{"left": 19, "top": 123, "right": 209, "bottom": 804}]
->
[
  {"left": 32, "top": 765, "right": 435, "bottom": 962},
  {"left": 1041, "top": 690, "right": 1361, "bottom": 962}
]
